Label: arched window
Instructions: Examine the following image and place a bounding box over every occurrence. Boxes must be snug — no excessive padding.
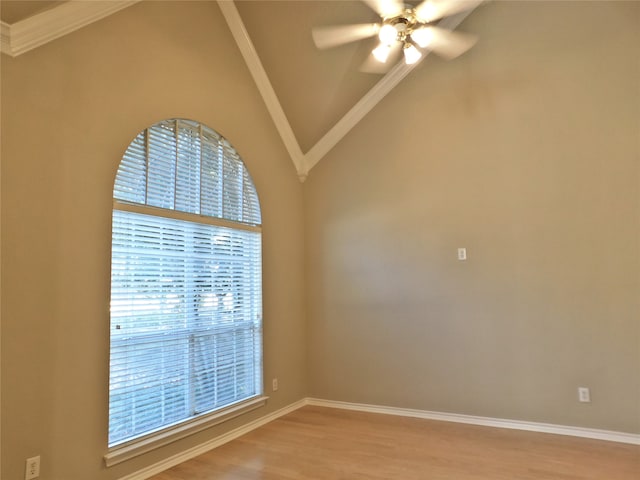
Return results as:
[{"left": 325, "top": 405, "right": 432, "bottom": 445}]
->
[{"left": 108, "top": 119, "right": 263, "bottom": 452}]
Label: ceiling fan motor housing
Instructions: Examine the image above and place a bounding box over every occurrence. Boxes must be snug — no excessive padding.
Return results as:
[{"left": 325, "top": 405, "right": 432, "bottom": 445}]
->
[{"left": 381, "top": 8, "right": 430, "bottom": 44}]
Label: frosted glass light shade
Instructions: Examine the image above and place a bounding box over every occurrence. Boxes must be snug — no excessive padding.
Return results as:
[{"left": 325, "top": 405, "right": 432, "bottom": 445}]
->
[
  {"left": 378, "top": 24, "right": 398, "bottom": 45},
  {"left": 403, "top": 44, "right": 422, "bottom": 64},
  {"left": 372, "top": 43, "right": 392, "bottom": 62}
]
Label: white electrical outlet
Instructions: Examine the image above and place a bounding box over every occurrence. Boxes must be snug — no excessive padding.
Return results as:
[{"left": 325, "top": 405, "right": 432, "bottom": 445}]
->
[
  {"left": 457, "top": 248, "right": 467, "bottom": 261},
  {"left": 578, "top": 387, "right": 591, "bottom": 403},
  {"left": 25, "top": 455, "right": 40, "bottom": 480},
  {"left": 272, "top": 378, "right": 278, "bottom": 392}
]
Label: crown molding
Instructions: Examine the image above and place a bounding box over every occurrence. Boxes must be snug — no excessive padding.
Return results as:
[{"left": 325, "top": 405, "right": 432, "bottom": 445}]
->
[
  {"left": 0, "top": 21, "right": 10, "bottom": 55},
  {"left": 2, "top": 0, "right": 478, "bottom": 181},
  {"left": 217, "top": 0, "right": 308, "bottom": 180},
  {"left": 220, "top": 1, "right": 480, "bottom": 180},
  {"left": 1, "top": 0, "right": 140, "bottom": 57},
  {"left": 304, "top": 10, "right": 472, "bottom": 172},
  {"left": 303, "top": 60, "right": 417, "bottom": 172}
]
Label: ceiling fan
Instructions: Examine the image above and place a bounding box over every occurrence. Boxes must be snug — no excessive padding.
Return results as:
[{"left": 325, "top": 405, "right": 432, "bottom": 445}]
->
[{"left": 312, "top": 0, "right": 482, "bottom": 71}]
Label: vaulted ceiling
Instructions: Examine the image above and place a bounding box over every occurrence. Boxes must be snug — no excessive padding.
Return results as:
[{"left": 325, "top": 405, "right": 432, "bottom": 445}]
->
[{"left": 0, "top": 0, "right": 485, "bottom": 180}]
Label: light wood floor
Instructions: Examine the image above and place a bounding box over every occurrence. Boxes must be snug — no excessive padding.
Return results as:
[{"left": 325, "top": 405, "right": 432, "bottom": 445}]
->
[{"left": 150, "top": 405, "right": 639, "bottom": 480}]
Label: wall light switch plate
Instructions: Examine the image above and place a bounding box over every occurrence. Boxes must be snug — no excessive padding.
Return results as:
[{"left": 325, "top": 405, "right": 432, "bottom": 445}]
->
[
  {"left": 25, "top": 456, "right": 40, "bottom": 480},
  {"left": 578, "top": 387, "right": 591, "bottom": 403}
]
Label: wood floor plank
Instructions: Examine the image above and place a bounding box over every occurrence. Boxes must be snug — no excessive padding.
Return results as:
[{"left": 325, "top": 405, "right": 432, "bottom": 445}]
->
[{"left": 149, "top": 406, "right": 640, "bottom": 479}]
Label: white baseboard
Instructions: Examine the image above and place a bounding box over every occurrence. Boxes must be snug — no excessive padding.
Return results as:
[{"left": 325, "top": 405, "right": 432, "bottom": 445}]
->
[
  {"left": 121, "top": 396, "right": 639, "bottom": 479},
  {"left": 306, "top": 398, "right": 640, "bottom": 446},
  {"left": 118, "top": 399, "right": 307, "bottom": 480}
]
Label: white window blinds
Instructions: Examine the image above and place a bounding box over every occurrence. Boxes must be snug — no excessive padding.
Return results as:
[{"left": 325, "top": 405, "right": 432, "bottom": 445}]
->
[
  {"left": 109, "top": 119, "right": 262, "bottom": 447},
  {"left": 114, "top": 119, "right": 261, "bottom": 225}
]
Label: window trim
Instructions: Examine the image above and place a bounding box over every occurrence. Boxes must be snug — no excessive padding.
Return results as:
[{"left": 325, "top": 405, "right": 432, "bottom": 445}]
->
[
  {"left": 104, "top": 395, "right": 267, "bottom": 467},
  {"left": 107, "top": 118, "right": 264, "bottom": 465},
  {"left": 114, "top": 200, "right": 262, "bottom": 233}
]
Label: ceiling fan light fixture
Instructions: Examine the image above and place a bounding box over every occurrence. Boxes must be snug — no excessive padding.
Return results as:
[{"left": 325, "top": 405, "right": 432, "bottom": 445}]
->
[
  {"left": 312, "top": 0, "right": 482, "bottom": 72},
  {"left": 403, "top": 43, "right": 422, "bottom": 64},
  {"left": 378, "top": 23, "right": 398, "bottom": 45},
  {"left": 372, "top": 42, "right": 392, "bottom": 62},
  {"left": 410, "top": 27, "right": 433, "bottom": 48}
]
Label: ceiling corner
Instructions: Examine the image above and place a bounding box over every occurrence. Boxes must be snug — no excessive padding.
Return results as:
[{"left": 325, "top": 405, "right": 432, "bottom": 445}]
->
[{"left": 1, "top": 0, "right": 140, "bottom": 57}]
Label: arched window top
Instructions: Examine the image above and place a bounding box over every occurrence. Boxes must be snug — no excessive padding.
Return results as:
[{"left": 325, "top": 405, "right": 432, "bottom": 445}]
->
[{"left": 114, "top": 118, "right": 261, "bottom": 226}]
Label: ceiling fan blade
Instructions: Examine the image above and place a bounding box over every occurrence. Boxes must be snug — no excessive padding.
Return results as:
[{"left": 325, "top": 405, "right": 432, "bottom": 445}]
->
[
  {"left": 420, "top": 26, "right": 478, "bottom": 60},
  {"left": 360, "top": 42, "right": 402, "bottom": 74},
  {"left": 312, "top": 23, "right": 380, "bottom": 50},
  {"left": 414, "top": 0, "right": 483, "bottom": 23},
  {"left": 362, "top": 0, "right": 404, "bottom": 18}
]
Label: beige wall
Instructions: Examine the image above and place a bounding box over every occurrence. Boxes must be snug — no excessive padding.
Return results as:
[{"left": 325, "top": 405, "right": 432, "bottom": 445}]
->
[
  {"left": 1, "top": 2, "right": 306, "bottom": 479},
  {"left": 306, "top": 1, "right": 640, "bottom": 434},
  {"left": 2, "top": 1, "right": 639, "bottom": 479}
]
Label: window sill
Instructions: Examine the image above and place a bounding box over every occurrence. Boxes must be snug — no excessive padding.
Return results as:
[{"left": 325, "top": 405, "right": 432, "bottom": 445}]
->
[{"left": 104, "top": 395, "right": 268, "bottom": 467}]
